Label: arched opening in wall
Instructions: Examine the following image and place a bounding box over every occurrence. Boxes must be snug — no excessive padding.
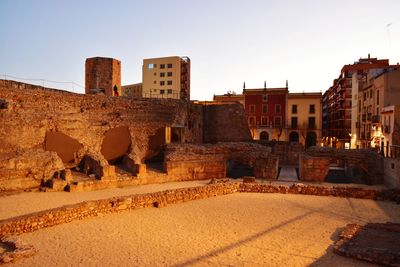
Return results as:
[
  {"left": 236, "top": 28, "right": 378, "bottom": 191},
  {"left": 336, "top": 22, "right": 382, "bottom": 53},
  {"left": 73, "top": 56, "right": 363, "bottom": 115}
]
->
[
  {"left": 289, "top": 131, "right": 299, "bottom": 143},
  {"left": 101, "top": 126, "right": 131, "bottom": 165},
  {"left": 260, "top": 131, "right": 269, "bottom": 141},
  {"left": 146, "top": 128, "right": 167, "bottom": 172},
  {"left": 305, "top": 132, "right": 317, "bottom": 149},
  {"left": 226, "top": 160, "right": 254, "bottom": 179},
  {"left": 45, "top": 131, "right": 83, "bottom": 164}
]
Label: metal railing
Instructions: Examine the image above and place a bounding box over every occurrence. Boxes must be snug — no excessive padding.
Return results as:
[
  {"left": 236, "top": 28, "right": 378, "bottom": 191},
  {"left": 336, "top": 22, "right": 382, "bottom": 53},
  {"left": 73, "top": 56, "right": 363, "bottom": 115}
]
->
[{"left": 1, "top": 74, "right": 84, "bottom": 93}]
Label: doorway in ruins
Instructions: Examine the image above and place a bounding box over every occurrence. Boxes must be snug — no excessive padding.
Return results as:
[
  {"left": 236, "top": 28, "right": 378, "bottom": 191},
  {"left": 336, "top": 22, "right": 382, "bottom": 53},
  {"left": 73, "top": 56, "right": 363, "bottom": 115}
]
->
[
  {"left": 101, "top": 126, "right": 133, "bottom": 174},
  {"left": 226, "top": 160, "right": 254, "bottom": 179},
  {"left": 305, "top": 132, "right": 317, "bottom": 149}
]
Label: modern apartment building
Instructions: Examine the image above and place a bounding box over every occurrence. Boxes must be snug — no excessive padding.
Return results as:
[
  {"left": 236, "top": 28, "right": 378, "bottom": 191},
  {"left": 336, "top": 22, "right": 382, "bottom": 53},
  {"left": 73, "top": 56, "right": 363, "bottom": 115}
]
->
[
  {"left": 121, "top": 83, "right": 142, "bottom": 98},
  {"left": 355, "top": 66, "right": 400, "bottom": 154},
  {"left": 322, "top": 55, "right": 389, "bottom": 148},
  {"left": 288, "top": 93, "right": 322, "bottom": 148},
  {"left": 142, "top": 56, "right": 190, "bottom": 100}
]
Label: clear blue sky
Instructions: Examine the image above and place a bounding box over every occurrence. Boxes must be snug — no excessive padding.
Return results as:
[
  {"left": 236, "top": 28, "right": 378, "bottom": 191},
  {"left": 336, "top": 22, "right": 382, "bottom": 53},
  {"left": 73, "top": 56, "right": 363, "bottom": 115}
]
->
[{"left": 1, "top": 0, "right": 399, "bottom": 100}]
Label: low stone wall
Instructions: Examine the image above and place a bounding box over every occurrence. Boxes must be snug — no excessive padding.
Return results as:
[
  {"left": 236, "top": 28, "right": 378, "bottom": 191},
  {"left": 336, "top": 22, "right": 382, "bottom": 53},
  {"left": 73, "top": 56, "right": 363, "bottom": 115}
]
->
[
  {"left": 164, "top": 142, "right": 278, "bottom": 180},
  {"left": 1, "top": 181, "right": 399, "bottom": 237},
  {"left": 165, "top": 159, "right": 226, "bottom": 180},
  {"left": 299, "top": 154, "right": 330, "bottom": 182},
  {"left": 0, "top": 149, "right": 64, "bottom": 191},
  {"left": 306, "top": 147, "right": 384, "bottom": 184},
  {"left": 384, "top": 158, "right": 400, "bottom": 189},
  {"left": 0, "top": 183, "right": 239, "bottom": 236}
]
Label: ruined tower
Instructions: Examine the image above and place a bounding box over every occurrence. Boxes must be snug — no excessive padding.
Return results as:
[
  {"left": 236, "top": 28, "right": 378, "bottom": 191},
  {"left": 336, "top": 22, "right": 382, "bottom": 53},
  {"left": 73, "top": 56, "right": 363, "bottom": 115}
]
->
[{"left": 85, "top": 57, "right": 121, "bottom": 96}]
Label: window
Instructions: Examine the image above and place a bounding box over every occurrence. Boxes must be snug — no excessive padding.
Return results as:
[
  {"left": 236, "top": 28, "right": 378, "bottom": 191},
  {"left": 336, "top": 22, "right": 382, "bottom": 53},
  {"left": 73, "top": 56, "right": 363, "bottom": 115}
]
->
[
  {"left": 160, "top": 81, "right": 165, "bottom": 86},
  {"left": 292, "top": 104, "right": 297, "bottom": 114},
  {"left": 263, "top": 95, "right": 268, "bottom": 102},
  {"left": 309, "top": 117, "right": 316, "bottom": 129},
  {"left": 167, "top": 81, "right": 172, "bottom": 85},
  {"left": 262, "top": 104, "right": 268, "bottom": 114},
  {"left": 153, "top": 81, "right": 157, "bottom": 84},
  {"left": 261, "top": 116, "right": 268, "bottom": 126},
  {"left": 160, "top": 89, "right": 165, "bottom": 94},
  {"left": 249, "top": 105, "right": 255, "bottom": 114},
  {"left": 154, "top": 72, "right": 157, "bottom": 76},
  {"left": 309, "top": 104, "right": 315, "bottom": 114},
  {"left": 160, "top": 64, "right": 165, "bottom": 69},
  {"left": 167, "top": 63, "right": 173, "bottom": 68},
  {"left": 377, "top": 90, "right": 379, "bottom": 105},
  {"left": 167, "top": 72, "right": 172, "bottom": 77},
  {"left": 291, "top": 117, "right": 298, "bottom": 128},
  {"left": 160, "top": 72, "right": 165, "bottom": 77},
  {"left": 274, "top": 117, "right": 282, "bottom": 128},
  {"left": 364, "top": 92, "right": 366, "bottom": 101},
  {"left": 370, "top": 90, "right": 373, "bottom": 98},
  {"left": 248, "top": 117, "right": 256, "bottom": 126},
  {"left": 167, "top": 89, "right": 172, "bottom": 94},
  {"left": 275, "top": 104, "right": 281, "bottom": 114},
  {"left": 148, "top": 63, "right": 156, "bottom": 69}
]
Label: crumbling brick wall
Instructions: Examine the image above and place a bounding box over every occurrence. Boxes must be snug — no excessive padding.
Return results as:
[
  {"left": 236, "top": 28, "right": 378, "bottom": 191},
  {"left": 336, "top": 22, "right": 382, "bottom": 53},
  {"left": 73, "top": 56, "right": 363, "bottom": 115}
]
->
[
  {"left": 202, "top": 104, "right": 252, "bottom": 143},
  {"left": 164, "top": 142, "right": 278, "bottom": 180},
  {"left": 301, "top": 147, "right": 384, "bottom": 184},
  {"left": 0, "top": 80, "right": 257, "bottom": 191}
]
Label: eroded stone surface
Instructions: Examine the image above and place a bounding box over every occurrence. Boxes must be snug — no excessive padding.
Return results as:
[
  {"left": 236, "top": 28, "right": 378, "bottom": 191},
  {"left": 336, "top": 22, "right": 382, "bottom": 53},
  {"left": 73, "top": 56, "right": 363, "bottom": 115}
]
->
[
  {"left": 0, "top": 236, "right": 36, "bottom": 264},
  {"left": 334, "top": 223, "right": 400, "bottom": 266}
]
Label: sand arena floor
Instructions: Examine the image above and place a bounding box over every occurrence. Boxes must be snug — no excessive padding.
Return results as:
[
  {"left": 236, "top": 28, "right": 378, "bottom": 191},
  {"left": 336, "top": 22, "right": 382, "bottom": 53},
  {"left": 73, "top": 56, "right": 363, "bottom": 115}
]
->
[{"left": 7, "top": 192, "right": 400, "bottom": 266}]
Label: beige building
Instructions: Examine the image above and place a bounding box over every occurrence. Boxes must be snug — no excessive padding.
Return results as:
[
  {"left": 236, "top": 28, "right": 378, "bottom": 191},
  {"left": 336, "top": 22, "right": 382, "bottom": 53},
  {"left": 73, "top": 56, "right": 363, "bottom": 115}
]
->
[
  {"left": 142, "top": 56, "right": 190, "bottom": 100},
  {"left": 121, "top": 83, "right": 142, "bottom": 98},
  {"left": 355, "top": 66, "right": 400, "bottom": 152},
  {"left": 287, "top": 93, "right": 322, "bottom": 147}
]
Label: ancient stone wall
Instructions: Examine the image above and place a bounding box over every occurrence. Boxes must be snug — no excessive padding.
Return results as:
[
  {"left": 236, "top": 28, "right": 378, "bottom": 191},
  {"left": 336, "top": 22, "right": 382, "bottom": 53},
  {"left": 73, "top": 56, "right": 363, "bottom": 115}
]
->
[
  {"left": 299, "top": 154, "right": 330, "bottom": 182},
  {"left": 384, "top": 158, "right": 400, "bottom": 188},
  {"left": 164, "top": 142, "right": 278, "bottom": 180},
  {"left": 0, "top": 80, "right": 255, "bottom": 191},
  {"left": 202, "top": 104, "right": 252, "bottom": 143},
  {"left": 260, "top": 141, "right": 304, "bottom": 165},
  {"left": 0, "top": 80, "right": 193, "bottom": 190},
  {"left": 1, "top": 181, "right": 398, "bottom": 236},
  {"left": 304, "top": 147, "right": 384, "bottom": 184}
]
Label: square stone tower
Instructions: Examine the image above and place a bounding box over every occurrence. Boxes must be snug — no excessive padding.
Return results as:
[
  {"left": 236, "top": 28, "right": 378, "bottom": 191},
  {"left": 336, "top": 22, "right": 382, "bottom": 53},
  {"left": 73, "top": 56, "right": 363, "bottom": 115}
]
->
[{"left": 85, "top": 57, "right": 121, "bottom": 96}]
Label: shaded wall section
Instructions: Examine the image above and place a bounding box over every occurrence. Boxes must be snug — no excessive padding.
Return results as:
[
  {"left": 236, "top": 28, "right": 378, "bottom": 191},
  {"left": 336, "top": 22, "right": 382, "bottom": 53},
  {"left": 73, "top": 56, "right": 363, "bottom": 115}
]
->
[
  {"left": 101, "top": 126, "right": 131, "bottom": 163},
  {"left": 45, "top": 132, "right": 83, "bottom": 163}
]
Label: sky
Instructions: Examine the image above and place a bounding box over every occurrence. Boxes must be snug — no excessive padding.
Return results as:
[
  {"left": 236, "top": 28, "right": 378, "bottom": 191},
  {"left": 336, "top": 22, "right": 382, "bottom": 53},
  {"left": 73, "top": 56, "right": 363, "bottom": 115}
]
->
[{"left": 0, "top": 0, "right": 399, "bottom": 100}]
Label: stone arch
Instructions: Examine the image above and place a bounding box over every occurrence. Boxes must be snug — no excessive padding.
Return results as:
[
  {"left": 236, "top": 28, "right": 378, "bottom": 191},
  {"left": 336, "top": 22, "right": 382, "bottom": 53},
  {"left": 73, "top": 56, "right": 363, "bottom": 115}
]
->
[
  {"left": 289, "top": 131, "right": 299, "bottom": 143},
  {"left": 259, "top": 131, "right": 269, "bottom": 141},
  {"left": 305, "top": 131, "right": 317, "bottom": 149},
  {"left": 45, "top": 131, "right": 83, "bottom": 163},
  {"left": 101, "top": 126, "right": 132, "bottom": 164}
]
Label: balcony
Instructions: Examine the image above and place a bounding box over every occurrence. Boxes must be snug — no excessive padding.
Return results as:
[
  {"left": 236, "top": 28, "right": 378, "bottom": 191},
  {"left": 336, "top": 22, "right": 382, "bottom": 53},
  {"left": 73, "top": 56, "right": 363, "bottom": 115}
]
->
[{"left": 372, "top": 115, "right": 380, "bottom": 124}]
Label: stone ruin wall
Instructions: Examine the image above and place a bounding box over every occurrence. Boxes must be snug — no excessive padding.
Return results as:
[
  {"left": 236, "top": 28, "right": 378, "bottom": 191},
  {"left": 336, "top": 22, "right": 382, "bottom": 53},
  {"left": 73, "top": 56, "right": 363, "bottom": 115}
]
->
[
  {"left": 300, "top": 147, "right": 384, "bottom": 184},
  {"left": 164, "top": 142, "right": 279, "bottom": 180},
  {"left": 0, "top": 80, "right": 252, "bottom": 191},
  {"left": 2, "top": 181, "right": 398, "bottom": 237}
]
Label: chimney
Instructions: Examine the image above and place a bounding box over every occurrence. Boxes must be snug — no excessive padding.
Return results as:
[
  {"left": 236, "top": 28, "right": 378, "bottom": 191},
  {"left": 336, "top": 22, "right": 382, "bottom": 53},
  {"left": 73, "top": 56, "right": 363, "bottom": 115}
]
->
[{"left": 368, "top": 53, "right": 370, "bottom": 59}]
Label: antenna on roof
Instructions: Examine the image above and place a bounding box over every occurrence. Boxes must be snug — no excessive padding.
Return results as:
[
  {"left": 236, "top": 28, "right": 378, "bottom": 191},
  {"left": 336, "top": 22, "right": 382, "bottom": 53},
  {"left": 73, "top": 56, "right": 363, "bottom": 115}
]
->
[
  {"left": 264, "top": 81, "right": 266, "bottom": 89},
  {"left": 286, "top": 80, "right": 288, "bottom": 88},
  {"left": 243, "top": 82, "right": 246, "bottom": 90}
]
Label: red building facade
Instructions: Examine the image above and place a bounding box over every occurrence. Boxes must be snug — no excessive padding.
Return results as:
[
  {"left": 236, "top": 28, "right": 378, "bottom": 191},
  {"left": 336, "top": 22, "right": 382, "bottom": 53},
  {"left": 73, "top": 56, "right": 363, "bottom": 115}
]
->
[{"left": 244, "top": 87, "right": 288, "bottom": 141}]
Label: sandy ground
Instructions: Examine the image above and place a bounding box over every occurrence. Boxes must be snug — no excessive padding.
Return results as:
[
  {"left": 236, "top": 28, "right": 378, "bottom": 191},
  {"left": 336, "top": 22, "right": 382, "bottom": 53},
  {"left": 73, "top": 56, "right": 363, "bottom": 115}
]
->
[
  {"left": 7, "top": 193, "right": 400, "bottom": 267},
  {"left": 0, "top": 180, "right": 208, "bottom": 220}
]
